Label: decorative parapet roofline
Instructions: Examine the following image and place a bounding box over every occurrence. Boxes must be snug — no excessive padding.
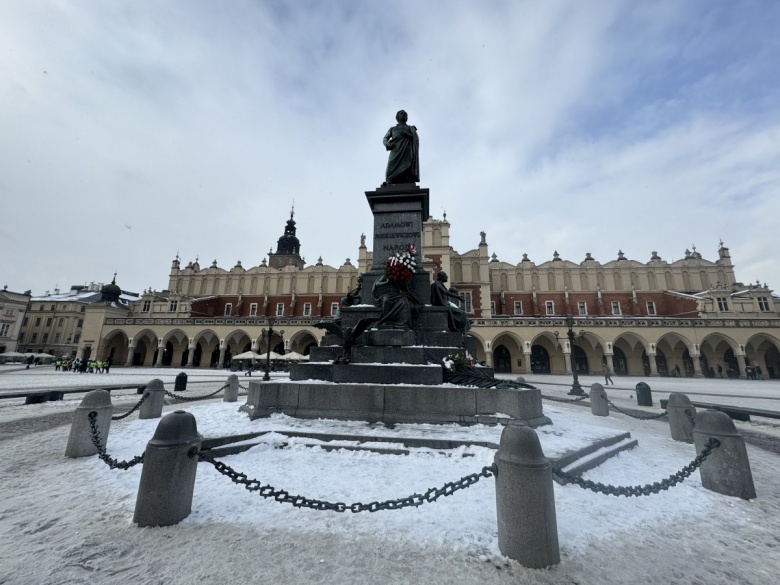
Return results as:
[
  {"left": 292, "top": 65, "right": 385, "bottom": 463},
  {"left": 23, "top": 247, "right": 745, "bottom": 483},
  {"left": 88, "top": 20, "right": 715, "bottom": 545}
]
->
[{"left": 104, "top": 316, "right": 780, "bottom": 329}]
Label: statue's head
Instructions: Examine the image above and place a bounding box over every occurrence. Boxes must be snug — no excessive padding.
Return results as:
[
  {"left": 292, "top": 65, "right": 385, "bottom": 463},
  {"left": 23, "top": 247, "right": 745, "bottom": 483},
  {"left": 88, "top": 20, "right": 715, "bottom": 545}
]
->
[
  {"left": 396, "top": 110, "right": 408, "bottom": 123},
  {"left": 437, "top": 271, "right": 448, "bottom": 282}
]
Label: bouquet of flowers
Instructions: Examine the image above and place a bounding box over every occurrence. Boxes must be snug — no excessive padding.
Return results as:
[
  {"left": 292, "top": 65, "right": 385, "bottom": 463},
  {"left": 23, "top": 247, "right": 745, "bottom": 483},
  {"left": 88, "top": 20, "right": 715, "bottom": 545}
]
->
[
  {"left": 385, "top": 244, "right": 417, "bottom": 284},
  {"left": 448, "top": 351, "right": 474, "bottom": 372}
]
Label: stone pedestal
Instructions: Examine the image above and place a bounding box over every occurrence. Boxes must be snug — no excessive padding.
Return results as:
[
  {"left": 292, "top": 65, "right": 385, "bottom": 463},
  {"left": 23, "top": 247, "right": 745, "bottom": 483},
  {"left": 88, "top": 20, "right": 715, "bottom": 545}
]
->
[{"left": 362, "top": 184, "right": 431, "bottom": 303}]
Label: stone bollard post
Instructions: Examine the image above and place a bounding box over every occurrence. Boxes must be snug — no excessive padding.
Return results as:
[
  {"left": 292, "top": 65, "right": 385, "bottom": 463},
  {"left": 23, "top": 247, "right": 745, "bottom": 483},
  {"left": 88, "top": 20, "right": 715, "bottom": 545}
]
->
[
  {"left": 223, "top": 374, "right": 239, "bottom": 403},
  {"left": 133, "top": 410, "right": 202, "bottom": 527},
  {"left": 65, "top": 390, "right": 113, "bottom": 458},
  {"left": 494, "top": 421, "right": 560, "bottom": 568},
  {"left": 635, "top": 382, "right": 653, "bottom": 407},
  {"left": 667, "top": 393, "right": 696, "bottom": 443},
  {"left": 589, "top": 383, "right": 609, "bottom": 417},
  {"left": 138, "top": 379, "right": 166, "bottom": 419},
  {"left": 693, "top": 409, "right": 756, "bottom": 500}
]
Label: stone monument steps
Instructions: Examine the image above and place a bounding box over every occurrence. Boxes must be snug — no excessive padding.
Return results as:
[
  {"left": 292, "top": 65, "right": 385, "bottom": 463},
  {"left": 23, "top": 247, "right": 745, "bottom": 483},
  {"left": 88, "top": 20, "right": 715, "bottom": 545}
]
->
[
  {"left": 550, "top": 432, "right": 638, "bottom": 485},
  {"left": 203, "top": 429, "right": 499, "bottom": 458}
]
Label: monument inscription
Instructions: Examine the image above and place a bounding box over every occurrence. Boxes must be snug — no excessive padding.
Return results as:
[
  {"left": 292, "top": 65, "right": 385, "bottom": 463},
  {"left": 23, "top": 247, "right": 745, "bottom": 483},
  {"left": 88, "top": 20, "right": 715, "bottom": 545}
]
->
[{"left": 372, "top": 214, "right": 422, "bottom": 269}]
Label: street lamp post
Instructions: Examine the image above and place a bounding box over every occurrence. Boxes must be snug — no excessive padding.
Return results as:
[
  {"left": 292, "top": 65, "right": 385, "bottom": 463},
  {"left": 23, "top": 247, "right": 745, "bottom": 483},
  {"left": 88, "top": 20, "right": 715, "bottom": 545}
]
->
[
  {"left": 261, "top": 316, "right": 275, "bottom": 381},
  {"left": 565, "top": 315, "right": 584, "bottom": 396}
]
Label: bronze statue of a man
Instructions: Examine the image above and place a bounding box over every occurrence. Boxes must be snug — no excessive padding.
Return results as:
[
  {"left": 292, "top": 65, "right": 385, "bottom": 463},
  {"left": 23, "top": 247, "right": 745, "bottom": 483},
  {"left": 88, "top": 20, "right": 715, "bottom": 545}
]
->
[
  {"left": 383, "top": 110, "right": 419, "bottom": 184},
  {"left": 431, "top": 271, "right": 471, "bottom": 333}
]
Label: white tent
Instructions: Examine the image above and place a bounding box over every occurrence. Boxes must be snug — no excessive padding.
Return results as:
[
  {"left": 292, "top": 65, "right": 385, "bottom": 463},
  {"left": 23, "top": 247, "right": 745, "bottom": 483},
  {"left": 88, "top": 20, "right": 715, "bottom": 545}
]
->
[
  {"left": 282, "top": 351, "right": 306, "bottom": 361},
  {"left": 232, "top": 351, "right": 263, "bottom": 360}
]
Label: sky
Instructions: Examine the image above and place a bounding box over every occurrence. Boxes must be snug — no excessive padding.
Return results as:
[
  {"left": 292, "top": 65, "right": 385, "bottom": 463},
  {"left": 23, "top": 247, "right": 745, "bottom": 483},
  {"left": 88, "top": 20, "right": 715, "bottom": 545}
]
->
[
  {"left": 2, "top": 0, "right": 779, "bottom": 297},
  {"left": 1, "top": 369, "right": 779, "bottom": 583}
]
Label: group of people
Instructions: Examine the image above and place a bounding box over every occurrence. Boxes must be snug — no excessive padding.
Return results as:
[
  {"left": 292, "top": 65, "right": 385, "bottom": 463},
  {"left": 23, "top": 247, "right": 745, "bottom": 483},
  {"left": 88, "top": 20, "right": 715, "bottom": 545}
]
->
[
  {"left": 713, "top": 363, "right": 764, "bottom": 379},
  {"left": 54, "top": 357, "right": 112, "bottom": 373}
]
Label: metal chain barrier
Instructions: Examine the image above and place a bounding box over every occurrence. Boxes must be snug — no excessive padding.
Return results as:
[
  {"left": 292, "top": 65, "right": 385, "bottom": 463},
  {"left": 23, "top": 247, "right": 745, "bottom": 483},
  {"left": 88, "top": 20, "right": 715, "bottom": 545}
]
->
[
  {"left": 541, "top": 393, "right": 590, "bottom": 403},
  {"left": 111, "top": 392, "right": 149, "bottom": 420},
  {"left": 603, "top": 394, "right": 668, "bottom": 420},
  {"left": 87, "top": 411, "right": 145, "bottom": 470},
  {"left": 239, "top": 384, "right": 249, "bottom": 391},
  {"left": 199, "top": 450, "right": 496, "bottom": 513},
  {"left": 164, "top": 383, "right": 229, "bottom": 402},
  {"left": 685, "top": 408, "right": 696, "bottom": 428},
  {"left": 553, "top": 438, "right": 720, "bottom": 496}
]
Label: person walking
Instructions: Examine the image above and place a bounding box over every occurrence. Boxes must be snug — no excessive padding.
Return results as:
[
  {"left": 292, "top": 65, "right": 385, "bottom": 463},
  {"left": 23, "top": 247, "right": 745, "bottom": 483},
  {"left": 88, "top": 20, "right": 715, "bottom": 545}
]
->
[{"left": 603, "top": 363, "right": 614, "bottom": 385}]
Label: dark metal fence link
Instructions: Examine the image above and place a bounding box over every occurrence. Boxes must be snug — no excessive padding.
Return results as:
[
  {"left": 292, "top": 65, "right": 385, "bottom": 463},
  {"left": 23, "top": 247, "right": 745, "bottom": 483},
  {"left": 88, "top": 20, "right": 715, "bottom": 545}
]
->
[
  {"left": 603, "top": 395, "right": 668, "bottom": 420},
  {"left": 199, "top": 451, "right": 496, "bottom": 513},
  {"left": 87, "top": 411, "right": 145, "bottom": 470},
  {"left": 239, "top": 385, "right": 249, "bottom": 391},
  {"left": 553, "top": 438, "right": 720, "bottom": 496},
  {"left": 164, "top": 384, "right": 228, "bottom": 402},
  {"left": 541, "top": 393, "right": 590, "bottom": 403},
  {"left": 111, "top": 392, "right": 149, "bottom": 420},
  {"left": 685, "top": 408, "right": 696, "bottom": 428}
]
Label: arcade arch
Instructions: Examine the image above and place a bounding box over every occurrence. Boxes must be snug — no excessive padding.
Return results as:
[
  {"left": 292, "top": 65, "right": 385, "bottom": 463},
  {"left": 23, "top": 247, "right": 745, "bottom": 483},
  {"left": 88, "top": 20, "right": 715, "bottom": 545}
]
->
[
  {"left": 101, "top": 330, "right": 130, "bottom": 366},
  {"left": 130, "top": 329, "right": 160, "bottom": 367},
  {"left": 611, "top": 332, "right": 650, "bottom": 376}
]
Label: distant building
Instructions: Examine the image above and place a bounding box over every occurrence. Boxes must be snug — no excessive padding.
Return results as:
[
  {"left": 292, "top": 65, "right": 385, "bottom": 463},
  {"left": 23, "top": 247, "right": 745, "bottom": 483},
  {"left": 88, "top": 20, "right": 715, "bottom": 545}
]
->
[
  {"left": 19, "top": 279, "right": 138, "bottom": 358},
  {"left": 78, "top": 212, "right": 780, "bottom": 379},
  {"left": 0, "top": 286, "right": 32, "bottom": 354}
]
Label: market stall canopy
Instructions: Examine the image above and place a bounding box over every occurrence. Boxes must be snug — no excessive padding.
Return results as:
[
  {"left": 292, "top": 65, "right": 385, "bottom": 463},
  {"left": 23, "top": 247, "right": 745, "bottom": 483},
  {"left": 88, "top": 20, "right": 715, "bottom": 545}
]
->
[{"left": 232, "top": 351, "right": 263, "bottom": 360}]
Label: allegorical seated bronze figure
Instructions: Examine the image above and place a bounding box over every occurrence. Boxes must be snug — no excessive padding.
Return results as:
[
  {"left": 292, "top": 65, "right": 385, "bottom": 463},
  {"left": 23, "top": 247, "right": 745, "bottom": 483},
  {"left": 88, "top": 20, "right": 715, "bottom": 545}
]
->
[
  {"left": 372, "top": 274, "right": 422, "bottom": 329},
  {"left": 383, "top": 110, "right": 419, "bottom": 184},
  {"left": 430, "top": 271, "right": 471, "bottom": 333}
]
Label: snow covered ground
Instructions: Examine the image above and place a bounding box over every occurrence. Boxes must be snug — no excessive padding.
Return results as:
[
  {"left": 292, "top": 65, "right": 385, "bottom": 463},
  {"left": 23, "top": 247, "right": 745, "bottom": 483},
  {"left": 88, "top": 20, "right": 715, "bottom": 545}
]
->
[{"left": 1, "top": 367, "right": 779, "bottom": 584}]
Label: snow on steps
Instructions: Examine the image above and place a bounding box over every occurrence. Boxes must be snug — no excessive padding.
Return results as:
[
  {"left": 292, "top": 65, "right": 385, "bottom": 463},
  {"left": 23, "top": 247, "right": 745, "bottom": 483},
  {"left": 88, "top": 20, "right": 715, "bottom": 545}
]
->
[{"left": 550, "top": 432, "right": 638, "bottom": 485}]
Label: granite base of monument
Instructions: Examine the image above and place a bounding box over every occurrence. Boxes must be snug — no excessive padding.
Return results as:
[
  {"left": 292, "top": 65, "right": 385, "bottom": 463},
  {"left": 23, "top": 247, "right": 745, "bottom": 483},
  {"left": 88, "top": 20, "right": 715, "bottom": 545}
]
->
[{"left": 240, "top": 380, "right": 552, "bottom": 427}]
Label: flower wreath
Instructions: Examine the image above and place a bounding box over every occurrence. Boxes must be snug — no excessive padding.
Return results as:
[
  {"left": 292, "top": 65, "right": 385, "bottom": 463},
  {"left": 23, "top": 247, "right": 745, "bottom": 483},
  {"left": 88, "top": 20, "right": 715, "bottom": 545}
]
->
[{"left": 385, "top": 244, "right": 417, "bottom": 284}]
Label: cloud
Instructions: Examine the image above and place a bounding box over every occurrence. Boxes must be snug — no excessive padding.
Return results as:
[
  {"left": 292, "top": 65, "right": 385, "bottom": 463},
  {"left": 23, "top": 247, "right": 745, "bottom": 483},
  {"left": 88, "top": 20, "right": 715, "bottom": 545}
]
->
[{"left": 0, "top": 0, "right": 778, "bottom": 294}]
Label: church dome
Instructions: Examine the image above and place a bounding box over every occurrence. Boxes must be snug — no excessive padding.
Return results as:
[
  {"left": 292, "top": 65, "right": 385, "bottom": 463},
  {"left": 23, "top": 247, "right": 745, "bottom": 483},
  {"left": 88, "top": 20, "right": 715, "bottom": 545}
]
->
[{"left": 101, "top": 275, "right": 122, "bottom": 303}]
